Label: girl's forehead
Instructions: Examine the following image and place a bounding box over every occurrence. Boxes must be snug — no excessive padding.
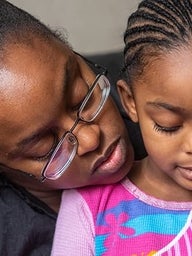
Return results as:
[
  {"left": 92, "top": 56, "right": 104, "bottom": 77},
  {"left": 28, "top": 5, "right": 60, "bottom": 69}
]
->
[
  {"left": 134, "top": 47, "right": 192, "bottom": 105},
  {"left": 139, "top": 46, "right": 192, "bottom": 82}
]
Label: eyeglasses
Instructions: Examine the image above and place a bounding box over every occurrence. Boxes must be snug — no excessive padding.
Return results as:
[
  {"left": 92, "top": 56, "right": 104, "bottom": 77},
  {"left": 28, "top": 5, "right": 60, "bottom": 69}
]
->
[{"left": 41, "top": 54, "right": 111, "bottom": 181}]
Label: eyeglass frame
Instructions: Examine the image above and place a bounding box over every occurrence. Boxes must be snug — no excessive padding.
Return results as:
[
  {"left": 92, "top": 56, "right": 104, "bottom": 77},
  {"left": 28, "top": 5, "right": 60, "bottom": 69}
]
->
[{"left": 40, "top": 52, "right": 110, "bottom": 182}]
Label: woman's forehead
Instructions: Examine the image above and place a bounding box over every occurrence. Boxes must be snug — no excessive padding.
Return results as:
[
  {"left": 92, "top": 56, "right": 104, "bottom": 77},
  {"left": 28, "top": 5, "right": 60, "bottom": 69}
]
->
[
  {"left": 0, "top": 40, "right": 72, "bottom": 137},
  {"left": 0, "top": 38, "right": 73, "bottom": 95},
  {"left": 4, "top": 37, "right": 71, "bottom": 69}
]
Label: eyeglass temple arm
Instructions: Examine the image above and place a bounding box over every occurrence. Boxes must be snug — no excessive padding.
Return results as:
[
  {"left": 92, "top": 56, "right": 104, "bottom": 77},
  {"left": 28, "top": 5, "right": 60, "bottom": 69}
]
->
[{"left": 73, "top": 51, "right": 108, "bottom": 76}]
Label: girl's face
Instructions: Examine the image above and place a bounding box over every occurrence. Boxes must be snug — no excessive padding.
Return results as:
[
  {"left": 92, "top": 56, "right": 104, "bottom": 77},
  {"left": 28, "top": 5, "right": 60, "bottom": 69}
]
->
[
  {"left": 119, "top": 46, "right": 192, "bottom": 200},
  {"left": 0, "top": 38, "right": 134, "bottom": 190}
]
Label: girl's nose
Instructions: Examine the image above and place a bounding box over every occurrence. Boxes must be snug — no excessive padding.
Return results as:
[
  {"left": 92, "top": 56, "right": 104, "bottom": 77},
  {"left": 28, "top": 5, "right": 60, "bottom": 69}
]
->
[
  {"left": 183, "top": 131, "right": 192, "bottom": 155},
  {"left": 74, "top": 123, "right": 101, "bottom": 156}
]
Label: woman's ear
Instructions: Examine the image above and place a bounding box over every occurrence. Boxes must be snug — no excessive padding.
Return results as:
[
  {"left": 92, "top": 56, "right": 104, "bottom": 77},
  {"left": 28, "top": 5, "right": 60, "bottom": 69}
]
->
[{"left": 117, "top": 79, "right": 139, "bottom": 123}]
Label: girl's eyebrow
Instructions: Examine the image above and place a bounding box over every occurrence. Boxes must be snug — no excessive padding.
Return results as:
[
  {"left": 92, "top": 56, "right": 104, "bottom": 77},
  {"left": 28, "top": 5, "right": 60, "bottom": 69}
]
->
[{"left": 147, "top": 101, "right": 185, "bottom": 114}]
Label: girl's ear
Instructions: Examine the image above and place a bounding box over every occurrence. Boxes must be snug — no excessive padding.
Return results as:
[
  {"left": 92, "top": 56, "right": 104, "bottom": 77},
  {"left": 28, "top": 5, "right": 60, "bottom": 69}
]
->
[{"left": 117, "top": 79, "right": 139, "bottom": 123}]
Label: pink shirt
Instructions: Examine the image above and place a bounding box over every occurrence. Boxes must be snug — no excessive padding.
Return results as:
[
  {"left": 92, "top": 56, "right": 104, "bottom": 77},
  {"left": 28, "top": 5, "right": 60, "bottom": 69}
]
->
[{"left": 51, "top": 178, "right": 192, "bottom": 255}]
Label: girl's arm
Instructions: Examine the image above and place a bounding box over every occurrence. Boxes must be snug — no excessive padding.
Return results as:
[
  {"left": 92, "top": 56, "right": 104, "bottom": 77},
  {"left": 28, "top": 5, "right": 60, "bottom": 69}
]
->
[{"left": 51, "top": 189, "right": 94, "bottom": 256}]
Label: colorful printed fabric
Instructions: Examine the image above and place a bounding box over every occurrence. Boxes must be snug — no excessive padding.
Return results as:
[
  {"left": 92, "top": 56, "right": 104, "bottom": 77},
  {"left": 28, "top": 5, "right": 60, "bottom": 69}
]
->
[{"left": 51, "top": 178, "right": 192, "bottom": 256}]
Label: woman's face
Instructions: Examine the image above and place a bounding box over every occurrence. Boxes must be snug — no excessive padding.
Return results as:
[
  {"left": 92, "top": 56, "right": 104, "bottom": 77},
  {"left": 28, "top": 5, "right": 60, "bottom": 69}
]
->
[{"left": 0, "top": 38, "right": 133, "bottom": 190}]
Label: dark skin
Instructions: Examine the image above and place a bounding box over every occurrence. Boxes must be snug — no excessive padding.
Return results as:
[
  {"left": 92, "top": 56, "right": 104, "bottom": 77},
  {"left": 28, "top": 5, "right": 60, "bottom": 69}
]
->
[
  {"left": 118, "top": 46, "right": 192, "bottom": 203},
  {"left": 0, "top": 36, "right": 134, "bottom": 212}
]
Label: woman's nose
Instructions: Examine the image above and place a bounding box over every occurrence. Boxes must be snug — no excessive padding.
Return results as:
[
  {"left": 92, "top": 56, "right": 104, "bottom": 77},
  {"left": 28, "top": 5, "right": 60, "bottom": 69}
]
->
[{"left": 74, "top": 123, "right": 101, "bottom": 156}]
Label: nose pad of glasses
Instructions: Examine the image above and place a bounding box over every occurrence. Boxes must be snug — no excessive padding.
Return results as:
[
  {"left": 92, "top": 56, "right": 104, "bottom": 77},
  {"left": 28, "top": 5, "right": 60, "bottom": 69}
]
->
[{"left": 67, "top": 132, "right": 77, "bottom": 145}]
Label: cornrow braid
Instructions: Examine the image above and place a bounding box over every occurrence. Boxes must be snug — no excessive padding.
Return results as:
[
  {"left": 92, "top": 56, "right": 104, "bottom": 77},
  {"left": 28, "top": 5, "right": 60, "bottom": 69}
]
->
[{"left": 123, "top": 0, "right": 192, "bottom": 85}]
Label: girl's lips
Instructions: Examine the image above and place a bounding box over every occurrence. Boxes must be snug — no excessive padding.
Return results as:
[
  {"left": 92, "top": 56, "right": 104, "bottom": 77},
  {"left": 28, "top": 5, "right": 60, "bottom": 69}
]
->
[
  {"left": 92, "top": 139, "right": 126, "bottom": 175},
  {"left": 177, "top": 166, "right": 192, "bottom": 180}
]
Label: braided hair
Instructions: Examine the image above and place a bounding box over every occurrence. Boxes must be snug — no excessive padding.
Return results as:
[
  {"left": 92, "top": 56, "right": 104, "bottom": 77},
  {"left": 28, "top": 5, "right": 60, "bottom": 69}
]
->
[{"left": 123, "top": 0, "right": 192, "bottom": 86}]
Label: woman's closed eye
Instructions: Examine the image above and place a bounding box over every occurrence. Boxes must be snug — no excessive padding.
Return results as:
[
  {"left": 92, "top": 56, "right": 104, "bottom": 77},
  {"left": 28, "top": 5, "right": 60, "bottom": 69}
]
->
[{"left": 24, "top": 132, "right": 59, "bottom": 161}]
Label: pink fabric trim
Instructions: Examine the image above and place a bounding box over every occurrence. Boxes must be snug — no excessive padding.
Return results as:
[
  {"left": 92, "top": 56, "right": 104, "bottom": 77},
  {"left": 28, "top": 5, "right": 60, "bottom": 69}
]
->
[{"left": 122, "top": 178, "right": 192, "bottom": 210}]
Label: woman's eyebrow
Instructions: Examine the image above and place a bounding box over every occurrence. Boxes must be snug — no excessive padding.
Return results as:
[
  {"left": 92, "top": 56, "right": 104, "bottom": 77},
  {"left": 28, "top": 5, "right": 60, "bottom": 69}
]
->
[
  {"left": 8, "top": 127, "right": 47, "bottom": 157},
  {"left": 147, "top": 101, "right": 185, "bottom": 114},
  {"left": 18, "top": 129, "right": 44, "bottom": 147},
  {"left": 61, "top": 55, "right": 74, "bottom": 96}
]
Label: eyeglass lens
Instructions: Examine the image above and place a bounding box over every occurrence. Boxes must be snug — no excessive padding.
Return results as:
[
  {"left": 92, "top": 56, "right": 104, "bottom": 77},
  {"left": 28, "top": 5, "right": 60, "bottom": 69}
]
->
[{"left": 42, "top": 75, "right": 110, "bottom": 180}]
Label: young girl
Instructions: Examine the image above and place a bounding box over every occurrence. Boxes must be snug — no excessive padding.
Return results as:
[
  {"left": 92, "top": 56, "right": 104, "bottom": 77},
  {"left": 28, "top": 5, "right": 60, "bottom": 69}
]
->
[{"left": 51, "top": 0, "right": 192, "bottom": 255}]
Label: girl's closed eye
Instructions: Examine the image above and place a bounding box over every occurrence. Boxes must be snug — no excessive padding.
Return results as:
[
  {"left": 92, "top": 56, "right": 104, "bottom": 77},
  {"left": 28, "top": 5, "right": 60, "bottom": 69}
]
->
[{"left": 153, "top": 122, "right": 182, "bottom": 134}]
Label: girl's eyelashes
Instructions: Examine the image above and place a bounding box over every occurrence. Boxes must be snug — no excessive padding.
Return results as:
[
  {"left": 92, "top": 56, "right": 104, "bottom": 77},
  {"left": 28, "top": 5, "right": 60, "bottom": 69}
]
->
[{"left": 153, "top": 123, "right": 181, "bottom": 134}]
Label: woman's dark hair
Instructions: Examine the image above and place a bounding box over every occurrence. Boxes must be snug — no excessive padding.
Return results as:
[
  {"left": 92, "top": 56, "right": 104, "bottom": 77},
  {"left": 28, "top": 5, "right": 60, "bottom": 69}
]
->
[
  {"left": 123, "top": 0, "right": 192, "bottom": 85},
  {"left": 0, "top": 0, "right": 66, "bottom": 48}
]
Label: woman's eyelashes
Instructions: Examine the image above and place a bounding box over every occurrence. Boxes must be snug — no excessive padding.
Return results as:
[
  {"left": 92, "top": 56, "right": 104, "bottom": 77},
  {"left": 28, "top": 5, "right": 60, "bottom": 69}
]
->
[
  {"left": 29, "top": 132, "right": 59, "bottom": 162},
  {"left": 70, "top": 86, "right": 89, "bottom": 111},
  {"left": 32, "top": 142, "right": 57, "bottom": 161}
]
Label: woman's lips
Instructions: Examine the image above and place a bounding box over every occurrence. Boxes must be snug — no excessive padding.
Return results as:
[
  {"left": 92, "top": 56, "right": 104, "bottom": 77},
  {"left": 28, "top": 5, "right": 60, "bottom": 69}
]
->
[{"left": 92, "top": 139, "right": 126, "bottom": 175}]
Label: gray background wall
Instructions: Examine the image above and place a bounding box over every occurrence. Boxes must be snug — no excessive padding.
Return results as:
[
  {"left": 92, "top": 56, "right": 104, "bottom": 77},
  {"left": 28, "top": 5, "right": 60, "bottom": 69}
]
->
[{"left": 9, "top": 0, "right": 140, "bottom": 55}]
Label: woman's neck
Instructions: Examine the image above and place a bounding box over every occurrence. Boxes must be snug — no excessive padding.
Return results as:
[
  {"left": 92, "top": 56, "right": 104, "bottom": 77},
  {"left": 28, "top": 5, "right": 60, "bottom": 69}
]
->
[
  {"left": 5, "top": 173, "right": 62, "bottom": 213},
  {"left": 27, "top": 188, "right": 62, "bottom": 213}
]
